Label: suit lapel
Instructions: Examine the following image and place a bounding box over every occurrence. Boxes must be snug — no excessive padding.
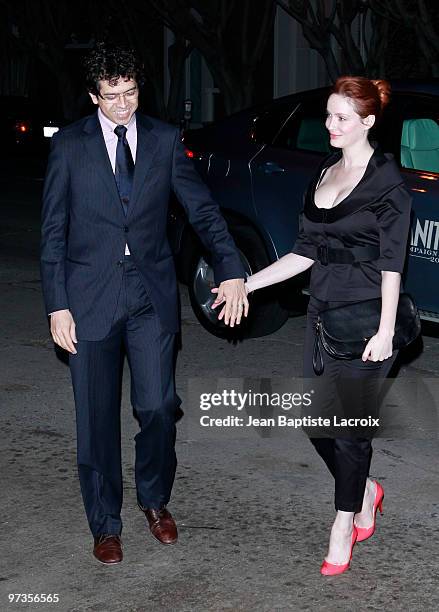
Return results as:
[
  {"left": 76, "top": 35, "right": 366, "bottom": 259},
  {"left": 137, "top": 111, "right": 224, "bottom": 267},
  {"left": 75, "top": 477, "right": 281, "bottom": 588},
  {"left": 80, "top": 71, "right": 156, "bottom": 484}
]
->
[
  {"left": 327, "top": 149, "right": 405, "bottom": 221},
  {"left": 128, "top": 113, "right": 159, "bottom": 219},
  {"left": 305, "top": 147, "right": 404, "bottom": 222},
  {"left": 81, "top": 113, "right": 125, "bottom": 219}
]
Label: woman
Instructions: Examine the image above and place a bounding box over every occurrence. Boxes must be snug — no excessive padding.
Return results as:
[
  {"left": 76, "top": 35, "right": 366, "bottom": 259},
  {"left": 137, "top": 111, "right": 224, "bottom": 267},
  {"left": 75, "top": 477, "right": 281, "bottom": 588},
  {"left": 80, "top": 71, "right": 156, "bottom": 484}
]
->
[{"left": 213, "top": 77, "right": 412, "bottom": 574}]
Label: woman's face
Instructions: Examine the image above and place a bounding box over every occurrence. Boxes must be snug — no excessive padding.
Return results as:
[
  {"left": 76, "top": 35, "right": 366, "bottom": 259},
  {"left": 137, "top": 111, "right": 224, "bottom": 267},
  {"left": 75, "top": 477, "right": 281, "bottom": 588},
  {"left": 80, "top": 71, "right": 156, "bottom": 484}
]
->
[{"left": 325, "top": 93, "right": 374, "bottom": 149}]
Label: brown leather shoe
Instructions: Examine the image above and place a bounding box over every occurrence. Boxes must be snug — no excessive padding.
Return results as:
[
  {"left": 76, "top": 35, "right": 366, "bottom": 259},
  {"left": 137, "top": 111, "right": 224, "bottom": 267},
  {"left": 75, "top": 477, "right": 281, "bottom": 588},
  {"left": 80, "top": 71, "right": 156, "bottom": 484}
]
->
[
  {"left": 139, "top": 505, "right": 178, "bottom": 544},
  {"left": 93, "top": 534, "right": 123, "bottom": 564}
]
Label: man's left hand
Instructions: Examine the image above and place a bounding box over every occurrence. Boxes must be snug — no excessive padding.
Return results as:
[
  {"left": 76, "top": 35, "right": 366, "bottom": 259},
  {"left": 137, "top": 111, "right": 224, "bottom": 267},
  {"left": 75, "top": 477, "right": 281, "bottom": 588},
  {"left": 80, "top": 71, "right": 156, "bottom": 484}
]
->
[{"left": 211, "top": 279, "right": 249, "bottom": 327}]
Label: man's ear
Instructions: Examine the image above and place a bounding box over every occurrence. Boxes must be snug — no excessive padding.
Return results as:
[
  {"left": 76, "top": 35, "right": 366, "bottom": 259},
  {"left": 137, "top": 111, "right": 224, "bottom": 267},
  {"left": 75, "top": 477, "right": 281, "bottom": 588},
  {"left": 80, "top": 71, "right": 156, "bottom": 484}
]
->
[
  {"left": 89, "top": 92, "right": 99, "bottom": 106},
  {"left": 363, "top": 114, "right": 376, "bottom": 129}
]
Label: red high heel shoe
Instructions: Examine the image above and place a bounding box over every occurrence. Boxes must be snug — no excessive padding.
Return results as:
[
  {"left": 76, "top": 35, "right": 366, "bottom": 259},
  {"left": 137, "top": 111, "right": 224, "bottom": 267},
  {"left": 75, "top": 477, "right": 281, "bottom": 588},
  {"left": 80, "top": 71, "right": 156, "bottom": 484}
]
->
[
  {"left": 355, "top": 480, "right": 384, "bottom": 542},
  {"left": 320, "top": 526, "right": 358, "bottom": 576}
]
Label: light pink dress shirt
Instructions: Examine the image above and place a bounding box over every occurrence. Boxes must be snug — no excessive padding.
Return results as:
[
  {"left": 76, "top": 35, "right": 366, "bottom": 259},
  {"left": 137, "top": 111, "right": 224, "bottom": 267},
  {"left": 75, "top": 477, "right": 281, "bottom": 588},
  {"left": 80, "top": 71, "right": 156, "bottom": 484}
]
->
[
  {"left": 97, "top": 108, "right": 137, "bottom": 168},
  {"left": 98, "top": 108, "right": 137, "bottom": 255}
]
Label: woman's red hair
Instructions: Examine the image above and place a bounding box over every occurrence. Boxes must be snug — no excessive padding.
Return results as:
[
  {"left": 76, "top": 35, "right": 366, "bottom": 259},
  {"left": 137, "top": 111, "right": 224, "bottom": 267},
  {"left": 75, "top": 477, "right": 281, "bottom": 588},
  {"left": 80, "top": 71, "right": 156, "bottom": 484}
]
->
[{"left": 332, "top": 76, "right": 391, "bottom": 121}]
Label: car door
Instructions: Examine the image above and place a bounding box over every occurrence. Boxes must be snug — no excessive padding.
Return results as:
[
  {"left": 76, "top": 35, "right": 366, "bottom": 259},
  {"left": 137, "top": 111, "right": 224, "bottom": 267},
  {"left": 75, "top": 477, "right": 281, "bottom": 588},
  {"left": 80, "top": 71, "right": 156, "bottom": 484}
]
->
[
  {"left": 391, "top": 93, "right": 439, "bottom": 316},
  {"left": 250, "top": 94, "right": 330, "bottom": 258}
]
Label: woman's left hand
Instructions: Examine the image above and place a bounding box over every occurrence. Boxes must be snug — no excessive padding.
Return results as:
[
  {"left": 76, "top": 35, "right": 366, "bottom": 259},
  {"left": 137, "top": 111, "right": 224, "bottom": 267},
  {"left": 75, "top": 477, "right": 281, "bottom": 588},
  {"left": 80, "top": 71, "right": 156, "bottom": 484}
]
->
[{"left": 362, "top": 330, "right": 394, "bottom": 362}]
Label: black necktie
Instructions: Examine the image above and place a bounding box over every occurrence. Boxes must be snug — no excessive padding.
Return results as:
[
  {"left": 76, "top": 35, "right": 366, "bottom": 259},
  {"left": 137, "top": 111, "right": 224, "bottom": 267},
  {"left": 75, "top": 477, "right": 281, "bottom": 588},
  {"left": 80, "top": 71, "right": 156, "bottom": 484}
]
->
[{"left": 114, "top": 125, "right": 134, "bottom": 215}]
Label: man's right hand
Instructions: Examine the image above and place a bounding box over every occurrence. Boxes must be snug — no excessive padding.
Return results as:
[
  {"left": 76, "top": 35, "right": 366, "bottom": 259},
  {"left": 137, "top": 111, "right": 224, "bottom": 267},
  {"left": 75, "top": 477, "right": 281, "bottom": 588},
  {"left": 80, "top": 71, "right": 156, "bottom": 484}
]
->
[{"left": 50, "top": 309, "right": 77, "bottom": 354}]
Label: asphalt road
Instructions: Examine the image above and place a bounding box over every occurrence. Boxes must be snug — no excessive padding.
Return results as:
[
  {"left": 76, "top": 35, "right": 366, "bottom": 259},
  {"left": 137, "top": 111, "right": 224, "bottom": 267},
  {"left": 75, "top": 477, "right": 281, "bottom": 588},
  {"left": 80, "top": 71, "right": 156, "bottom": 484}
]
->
[{"left": 1, "top": 173, "right": 439, "bottom": 612}]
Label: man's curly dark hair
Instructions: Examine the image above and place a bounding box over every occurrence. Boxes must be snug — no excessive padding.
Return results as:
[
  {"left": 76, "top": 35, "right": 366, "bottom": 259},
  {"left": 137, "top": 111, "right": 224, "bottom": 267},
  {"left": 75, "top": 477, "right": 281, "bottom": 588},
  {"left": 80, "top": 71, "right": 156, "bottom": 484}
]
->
[{"left": 84, "top": 42, "right": 144, "bottom": 95}]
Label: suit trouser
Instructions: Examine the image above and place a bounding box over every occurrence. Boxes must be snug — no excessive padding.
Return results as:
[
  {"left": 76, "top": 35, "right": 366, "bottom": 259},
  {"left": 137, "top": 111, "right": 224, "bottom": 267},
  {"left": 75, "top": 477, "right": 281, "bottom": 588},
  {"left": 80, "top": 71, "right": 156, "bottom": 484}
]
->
[
  {"left": 69, "top": 258, "right": 178, "bottom": 536},
  {"left": 303, "top": 297, "right": 398, "bottom": 513}
]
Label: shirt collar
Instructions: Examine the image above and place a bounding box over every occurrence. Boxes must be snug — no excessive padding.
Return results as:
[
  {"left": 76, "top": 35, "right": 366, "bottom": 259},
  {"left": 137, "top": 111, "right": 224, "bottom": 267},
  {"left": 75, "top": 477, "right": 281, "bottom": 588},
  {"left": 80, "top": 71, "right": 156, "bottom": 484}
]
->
[{"left": 98, "top": 108, "right": 136, "bottom": 134}]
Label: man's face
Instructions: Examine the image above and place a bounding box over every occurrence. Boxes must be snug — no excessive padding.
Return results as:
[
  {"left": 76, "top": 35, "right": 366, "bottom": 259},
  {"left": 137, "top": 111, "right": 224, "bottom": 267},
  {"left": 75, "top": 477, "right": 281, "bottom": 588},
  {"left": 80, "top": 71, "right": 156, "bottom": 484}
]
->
[{"left": 89, "top": 77, "right": 139, "bottom": 125}]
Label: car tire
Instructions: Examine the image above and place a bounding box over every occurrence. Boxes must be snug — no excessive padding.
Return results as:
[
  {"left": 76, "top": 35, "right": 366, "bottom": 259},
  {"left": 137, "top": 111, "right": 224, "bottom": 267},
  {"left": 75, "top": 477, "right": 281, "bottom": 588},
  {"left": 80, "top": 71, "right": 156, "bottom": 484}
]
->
[{"left": 188, "top": 226, "right": 289, "bottom": 339}]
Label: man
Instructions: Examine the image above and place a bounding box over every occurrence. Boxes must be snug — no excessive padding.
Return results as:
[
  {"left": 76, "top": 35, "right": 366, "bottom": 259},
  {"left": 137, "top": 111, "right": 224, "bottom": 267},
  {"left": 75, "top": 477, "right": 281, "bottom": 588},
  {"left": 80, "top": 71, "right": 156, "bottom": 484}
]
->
[{"left": 40, "top": 45, "right": 248, "bottom": 564}]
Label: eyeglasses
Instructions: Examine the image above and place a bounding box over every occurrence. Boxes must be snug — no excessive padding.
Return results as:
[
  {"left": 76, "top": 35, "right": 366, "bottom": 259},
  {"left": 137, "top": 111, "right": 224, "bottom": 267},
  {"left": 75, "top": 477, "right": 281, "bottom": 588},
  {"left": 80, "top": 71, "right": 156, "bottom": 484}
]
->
[{"left": 98, "top": 86, "right": 139, "bottom": 103}]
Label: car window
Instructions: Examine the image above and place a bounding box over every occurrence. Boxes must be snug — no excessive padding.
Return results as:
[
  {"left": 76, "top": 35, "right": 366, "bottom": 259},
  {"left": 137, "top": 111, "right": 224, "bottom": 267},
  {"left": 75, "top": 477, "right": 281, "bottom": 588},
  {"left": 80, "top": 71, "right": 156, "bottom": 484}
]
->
[
  {"left": 398, "top": 95, "right": 439, "bottom": 174},
  {"left": 272, "top": 97, "right": 330, "bottom": 154},
  {"left": 252, "top": 100, "right": 299, "bottom": 145}
]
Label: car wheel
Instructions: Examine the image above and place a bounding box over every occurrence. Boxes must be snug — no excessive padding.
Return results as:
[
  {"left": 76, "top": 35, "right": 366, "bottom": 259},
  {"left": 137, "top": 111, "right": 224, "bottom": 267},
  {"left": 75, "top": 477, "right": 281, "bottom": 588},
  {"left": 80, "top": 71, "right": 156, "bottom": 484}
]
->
[{"left": 188, "top": 226, "right": 289, "bottom": 338}]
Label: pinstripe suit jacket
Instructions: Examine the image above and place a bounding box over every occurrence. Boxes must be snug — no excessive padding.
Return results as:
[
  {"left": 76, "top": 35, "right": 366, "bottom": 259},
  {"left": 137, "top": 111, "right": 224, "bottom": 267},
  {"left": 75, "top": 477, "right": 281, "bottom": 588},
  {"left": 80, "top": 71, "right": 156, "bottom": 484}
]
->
[{"left": 40, "top": 112, "right": 244, "bottom": 340}]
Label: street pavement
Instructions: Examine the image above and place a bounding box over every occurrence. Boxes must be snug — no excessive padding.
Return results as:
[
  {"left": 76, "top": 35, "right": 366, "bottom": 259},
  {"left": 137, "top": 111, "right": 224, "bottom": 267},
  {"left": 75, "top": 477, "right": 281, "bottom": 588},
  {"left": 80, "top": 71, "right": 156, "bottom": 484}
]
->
[{"left": 1, "top": 174, "right": 439, "bottom": 612}]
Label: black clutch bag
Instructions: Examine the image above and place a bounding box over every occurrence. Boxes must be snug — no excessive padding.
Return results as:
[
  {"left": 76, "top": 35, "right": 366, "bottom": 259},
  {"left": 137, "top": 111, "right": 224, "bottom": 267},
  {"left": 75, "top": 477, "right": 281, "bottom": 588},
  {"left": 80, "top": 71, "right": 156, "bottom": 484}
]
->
[{"left": 313, "top": 293, "right": 421, "bottom": 375}]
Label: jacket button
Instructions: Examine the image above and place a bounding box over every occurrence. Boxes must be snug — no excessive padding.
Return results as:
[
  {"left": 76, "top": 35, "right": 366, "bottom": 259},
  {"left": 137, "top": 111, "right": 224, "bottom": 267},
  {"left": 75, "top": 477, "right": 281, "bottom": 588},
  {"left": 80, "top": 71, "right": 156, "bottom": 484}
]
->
[
  {"left": 122, "top": 197, "right": 129, "bottom": 204},
  {"left": 124, "top": 225, "right": 129, "bottom": 232},
  {"left": 117, "top": 260, "right": 124, "bottom": 266}
]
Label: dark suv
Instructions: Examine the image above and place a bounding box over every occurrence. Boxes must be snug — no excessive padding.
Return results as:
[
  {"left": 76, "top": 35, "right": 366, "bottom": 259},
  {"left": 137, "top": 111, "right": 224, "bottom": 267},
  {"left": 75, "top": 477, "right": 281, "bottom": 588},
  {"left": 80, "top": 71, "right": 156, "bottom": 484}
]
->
[
  {"left": 0, "top": 96, "right": 63, "bottom": 156},
  {"left": 169, "top": 81, "right": 439, "bottom": 338}
]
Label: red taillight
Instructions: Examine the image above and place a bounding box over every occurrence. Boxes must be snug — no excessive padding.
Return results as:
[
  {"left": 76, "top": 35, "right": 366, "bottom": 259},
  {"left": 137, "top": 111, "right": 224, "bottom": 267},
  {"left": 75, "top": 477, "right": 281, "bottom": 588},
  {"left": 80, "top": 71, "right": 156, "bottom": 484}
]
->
[
  {"left": 15, "top": 120, "right": 31, "bottom": 133},
  {"left": 185, "top": 149, "right": 195, "bottom": 158}
]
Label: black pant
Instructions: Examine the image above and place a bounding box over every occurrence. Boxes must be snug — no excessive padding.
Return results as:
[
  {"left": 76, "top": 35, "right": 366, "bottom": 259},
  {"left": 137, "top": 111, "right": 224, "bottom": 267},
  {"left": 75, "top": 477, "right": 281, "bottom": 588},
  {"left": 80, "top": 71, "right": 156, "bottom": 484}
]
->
[
  {"left": 69, "top": 258, "right": 179, "bottom": 536},
  {"left": 303, "top": 297, "right": 397, "bottom": 512}
]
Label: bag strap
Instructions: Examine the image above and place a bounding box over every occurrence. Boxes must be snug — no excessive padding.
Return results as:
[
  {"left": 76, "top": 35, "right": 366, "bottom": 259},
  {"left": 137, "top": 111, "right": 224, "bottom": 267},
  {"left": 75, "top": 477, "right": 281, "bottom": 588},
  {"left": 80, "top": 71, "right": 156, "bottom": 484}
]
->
[{"left": 313, "top": 322, "right": 324, "bottom": 375}]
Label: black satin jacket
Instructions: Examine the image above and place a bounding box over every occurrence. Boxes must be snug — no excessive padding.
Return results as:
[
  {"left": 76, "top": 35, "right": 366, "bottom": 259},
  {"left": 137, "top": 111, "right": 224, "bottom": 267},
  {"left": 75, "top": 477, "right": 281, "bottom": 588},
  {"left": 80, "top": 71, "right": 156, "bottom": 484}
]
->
[{"left": 291, "top": 147, "right": 412, "bottom": 302}]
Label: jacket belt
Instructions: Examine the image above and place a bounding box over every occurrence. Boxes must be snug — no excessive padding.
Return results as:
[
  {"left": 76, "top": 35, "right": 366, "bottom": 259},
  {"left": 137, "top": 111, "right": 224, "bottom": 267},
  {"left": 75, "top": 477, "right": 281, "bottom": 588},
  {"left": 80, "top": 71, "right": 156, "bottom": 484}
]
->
[{"left": 316, "top": 244, "right": 380, "bottom": 266}]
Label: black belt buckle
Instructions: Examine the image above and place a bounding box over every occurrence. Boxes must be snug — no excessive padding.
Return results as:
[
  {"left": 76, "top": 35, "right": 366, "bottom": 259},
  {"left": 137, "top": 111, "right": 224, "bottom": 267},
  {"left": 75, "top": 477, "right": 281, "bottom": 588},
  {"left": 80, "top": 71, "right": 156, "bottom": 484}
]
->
[{"left": 317, "top": 244, "right": 329, "bottom": 266}]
